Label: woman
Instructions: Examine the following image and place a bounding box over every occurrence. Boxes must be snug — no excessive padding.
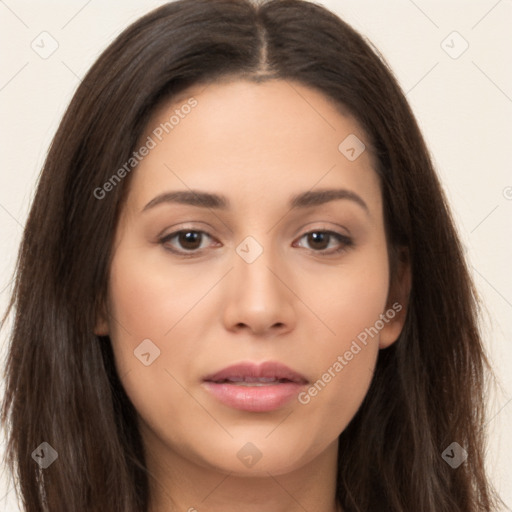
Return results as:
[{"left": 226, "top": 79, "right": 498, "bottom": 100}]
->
[{"left": 1, "top": 0, "right": 504, "bottom": 510}]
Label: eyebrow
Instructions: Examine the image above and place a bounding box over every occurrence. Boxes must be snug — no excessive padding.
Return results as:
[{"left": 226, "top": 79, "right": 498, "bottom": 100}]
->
[{"left": 142, "top": 188, "right": 369, "bottom": 214}]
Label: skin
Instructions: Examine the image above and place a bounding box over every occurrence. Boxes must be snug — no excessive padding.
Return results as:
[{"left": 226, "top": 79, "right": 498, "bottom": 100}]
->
[{"left": 95, "top": 79, "right": 410, "bottom": 512}]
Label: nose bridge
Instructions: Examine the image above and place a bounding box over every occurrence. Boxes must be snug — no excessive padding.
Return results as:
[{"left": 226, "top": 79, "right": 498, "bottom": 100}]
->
[
  {"left": 234, "top": 233, "right": 284, "bottom": 300},
  {"left": 222, "top": 233, "right": 295, "bottom": 333}
]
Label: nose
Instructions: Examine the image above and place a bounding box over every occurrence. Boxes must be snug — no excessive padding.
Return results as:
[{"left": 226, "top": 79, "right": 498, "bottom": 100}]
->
[{"left": 222, "top": 240, "right": 297, "bottom": 337}]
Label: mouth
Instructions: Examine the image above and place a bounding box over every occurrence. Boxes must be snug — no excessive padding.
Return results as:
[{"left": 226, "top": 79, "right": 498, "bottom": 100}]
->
[{"left": 202, "top": 361, "right": 308, "bottom": 412}]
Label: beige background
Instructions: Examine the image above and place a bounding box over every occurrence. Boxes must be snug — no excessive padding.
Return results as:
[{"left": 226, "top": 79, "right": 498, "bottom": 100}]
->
[{"left": 1, "top": 0, "right": 511, "bottom": 510}]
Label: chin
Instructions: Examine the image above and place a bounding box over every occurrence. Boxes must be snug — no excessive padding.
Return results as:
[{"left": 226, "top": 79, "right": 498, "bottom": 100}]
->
[{"left": 191, "top": 436, "right": 320, "bottom": 477}]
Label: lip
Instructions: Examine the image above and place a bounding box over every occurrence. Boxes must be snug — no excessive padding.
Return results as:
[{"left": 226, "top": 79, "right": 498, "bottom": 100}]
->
[{"left": 202, "top": 361, "right": 308, "bottom": 413}]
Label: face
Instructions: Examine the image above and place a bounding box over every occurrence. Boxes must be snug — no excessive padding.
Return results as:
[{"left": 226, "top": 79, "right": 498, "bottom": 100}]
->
[{"left": 96, "top": 79, "right": 408, "bottom": 478}]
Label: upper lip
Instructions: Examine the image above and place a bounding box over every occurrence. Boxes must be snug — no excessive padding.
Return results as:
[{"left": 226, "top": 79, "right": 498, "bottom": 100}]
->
[{"left": 203, "top": 361, "right": 309, "bottom": 384}]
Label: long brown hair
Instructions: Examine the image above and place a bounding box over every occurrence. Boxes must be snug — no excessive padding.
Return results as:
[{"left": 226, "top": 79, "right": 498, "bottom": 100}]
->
[{"left": 1, "top": 0, "right": 504, "bottom": 510}]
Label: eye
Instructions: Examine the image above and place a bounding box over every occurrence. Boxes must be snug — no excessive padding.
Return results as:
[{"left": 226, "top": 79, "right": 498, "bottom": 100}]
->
[
  {"left": 159, "top": 228, "right": 353, "bottom": 257},
  {"left": 294, "top": 230, "right": 353, "bottom": 255},
  {"left": 159, "top": 230, "right": 217, "bottom": 255}
]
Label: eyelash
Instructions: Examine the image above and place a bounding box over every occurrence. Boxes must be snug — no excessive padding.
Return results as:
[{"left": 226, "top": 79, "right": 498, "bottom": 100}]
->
[{"left": 158, "top": 228, "right": 353, "bottom": 257}]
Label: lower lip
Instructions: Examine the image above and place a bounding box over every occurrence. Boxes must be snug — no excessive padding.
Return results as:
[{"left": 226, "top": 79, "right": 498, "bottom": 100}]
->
[{"left": 202, "top": 381, "right": 305, "bottom": 412}]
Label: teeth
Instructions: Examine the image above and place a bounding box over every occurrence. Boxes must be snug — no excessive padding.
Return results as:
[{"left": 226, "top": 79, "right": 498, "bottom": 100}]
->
[
  {"left": 227, "top": 377, "right": 277, "bottom": 383},
  {"left": 219, "top": 377, "right": 290, "bottom": 385},
  {"left": 229, "top": 381, "right": 281, "bottom": 386}
]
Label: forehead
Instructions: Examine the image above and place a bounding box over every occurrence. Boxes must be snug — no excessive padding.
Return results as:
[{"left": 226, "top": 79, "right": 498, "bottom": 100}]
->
[{"left": 126, "top": 79, "right": 381, "bottom": 214}]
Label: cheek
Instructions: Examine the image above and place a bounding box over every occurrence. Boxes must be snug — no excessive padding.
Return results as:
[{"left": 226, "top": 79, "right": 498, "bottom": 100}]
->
[
  {"left": 298, "top": 246, "right": 389, "bottom": 426},
  {"left": 105, "top": 252, "right": 202, "bottom": 444},
  {"left": 107, "top": 247, "right": 206, "bottom": 343},
  {"left": 297, "top": 347, "right": 377, "bottom": 438},
  {"left": 308, "top": 242, "right": 389, "bottom": 346},
  {"left": 105, "top": 248, "right": 195, "bottom": 380}
]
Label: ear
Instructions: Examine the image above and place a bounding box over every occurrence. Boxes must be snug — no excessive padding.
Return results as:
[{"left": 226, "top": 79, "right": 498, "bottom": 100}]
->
[
  {"left": 379, "top": 247, "right": 411, "bottom": 349},
  {"left": 94, "top": 298, "right": 110, "bottom": 336}
]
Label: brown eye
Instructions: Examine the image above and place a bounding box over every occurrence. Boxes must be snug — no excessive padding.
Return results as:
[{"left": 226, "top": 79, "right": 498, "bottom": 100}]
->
[
  {"left": 306, "top": 232, "right": 330, "bottom": 250},
  {"left": 177, "top": 231, "right": 202, "bottom": 250},
  {"left": 160, "top": 230, "right": 214, "bottom": 254},
  {"left": 295, "top": 230, "right": 353, "bottom": 255}
]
